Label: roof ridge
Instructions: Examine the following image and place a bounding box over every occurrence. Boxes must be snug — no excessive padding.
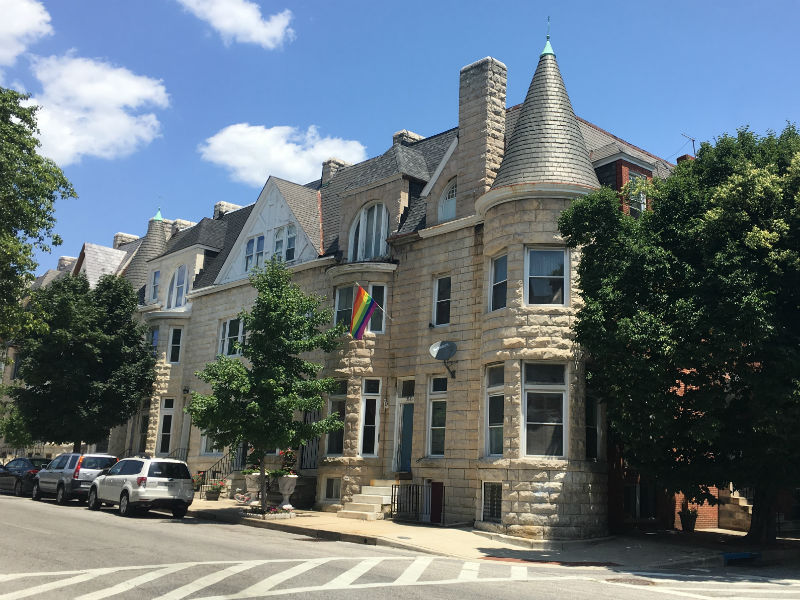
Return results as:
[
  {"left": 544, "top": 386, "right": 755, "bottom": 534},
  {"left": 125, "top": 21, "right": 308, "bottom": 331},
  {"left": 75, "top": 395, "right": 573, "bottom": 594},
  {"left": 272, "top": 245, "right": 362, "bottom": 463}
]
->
[{"left": 576, "top": 116, "right": 673, "bottom": 166}]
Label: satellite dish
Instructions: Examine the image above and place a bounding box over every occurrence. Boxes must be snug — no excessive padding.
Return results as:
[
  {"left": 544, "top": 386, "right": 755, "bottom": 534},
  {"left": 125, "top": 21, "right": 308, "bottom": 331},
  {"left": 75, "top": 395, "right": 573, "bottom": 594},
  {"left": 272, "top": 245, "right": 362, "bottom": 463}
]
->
[{"left": 429, "top": 341, "right": 457, "bottom": 378}]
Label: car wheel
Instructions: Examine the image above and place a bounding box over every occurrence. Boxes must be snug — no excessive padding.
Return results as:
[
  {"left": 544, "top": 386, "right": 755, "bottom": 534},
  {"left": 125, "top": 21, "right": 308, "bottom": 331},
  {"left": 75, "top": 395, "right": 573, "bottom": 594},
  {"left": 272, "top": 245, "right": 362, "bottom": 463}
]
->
[
  {"left": 172, "top": 505, "right": 187, "bottom": 519},
  {"left": 32, "top": 481, "right": 41, "bottom": 501},
  {"left": 56, "top": 484, "right": 68, "bottom": 505},
  {"left": 119, "top": 492, "right": 132, "bottom": 517},
  {"left": 14, "top": 480, "right": 22, "bottom": 497},
  {"left": 87, "top": 488, "right": 101, "bottom": 511}
]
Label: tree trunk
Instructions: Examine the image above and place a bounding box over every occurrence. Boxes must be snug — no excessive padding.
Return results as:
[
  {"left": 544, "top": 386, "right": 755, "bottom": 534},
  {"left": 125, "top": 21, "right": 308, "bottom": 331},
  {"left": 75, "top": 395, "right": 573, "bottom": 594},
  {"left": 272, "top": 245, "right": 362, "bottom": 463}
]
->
[
  {"left": 745, "top": 486, "right": 777, "bottom": 545},
  {"left": 72, "top": 441, "right": 81, "bottom": 453},
  {"left": 260, "top": 456, "right": 267, "bottom": 517}
]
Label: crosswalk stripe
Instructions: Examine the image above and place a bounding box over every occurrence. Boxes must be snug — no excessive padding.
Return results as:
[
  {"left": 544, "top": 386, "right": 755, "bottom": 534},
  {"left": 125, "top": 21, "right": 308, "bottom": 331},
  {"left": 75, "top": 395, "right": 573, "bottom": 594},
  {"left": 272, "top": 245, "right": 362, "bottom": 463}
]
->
[
  {"left": 510, "top": 565, "right": 529, "bottom": 580},
  {"left": 324, "top": 558, "right": 385, "bottom": 588},
  {"left": 457, "top": 562, "right": 481, "bottom": 580},
  {"left": 393, "top": 557, "right": 433, "bottom": 585},
  {"left": 153, "top": 561, "right": 269, "bottom": 600},
  {"left": 75, "top": 564, "right": 192, "bottom": 600},
  {"left": 223, "top": 558, "right": 332, "bottom": 599},
  {"left": 0, "top": 569, "right": 116, "bottom": 600}
]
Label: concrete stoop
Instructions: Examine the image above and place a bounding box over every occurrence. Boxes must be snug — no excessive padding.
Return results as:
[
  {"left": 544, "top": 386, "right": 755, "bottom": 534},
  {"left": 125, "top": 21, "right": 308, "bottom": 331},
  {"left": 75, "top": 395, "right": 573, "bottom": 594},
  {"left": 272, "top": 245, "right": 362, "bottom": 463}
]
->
[
  {"left": 337, "top": 479, "right": 395, "bottom": 521},
  {"left": 718, "top": 487, "right": 753, "bottom": 532}
]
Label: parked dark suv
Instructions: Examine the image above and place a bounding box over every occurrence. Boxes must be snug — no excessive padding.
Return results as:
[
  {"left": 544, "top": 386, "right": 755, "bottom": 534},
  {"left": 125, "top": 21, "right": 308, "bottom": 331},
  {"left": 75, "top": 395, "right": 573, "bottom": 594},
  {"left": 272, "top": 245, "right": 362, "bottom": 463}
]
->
[
  {"left": 0, "top": 457, "right": 50, "bottom": 496},
  {"left": 33, "top": 453, "right": 117, "bottom": 504}
]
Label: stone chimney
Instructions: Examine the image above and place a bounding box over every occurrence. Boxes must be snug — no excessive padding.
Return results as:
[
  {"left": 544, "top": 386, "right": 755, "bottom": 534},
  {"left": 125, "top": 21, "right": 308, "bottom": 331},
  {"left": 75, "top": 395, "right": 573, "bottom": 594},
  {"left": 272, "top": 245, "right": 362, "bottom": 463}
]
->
[
  {"left": 57, "top": 256, "right": 77, "bottom": 272},
  {"left": 321, "top": 158, "right": 348, "bottom": 186},
  {"left": 113, "top": 232, "right": 139, "bottom": 249},
  {"left": 455, "top": 57, "right": 507, "bottom": 213},
  {"left": 213, "top": 201, "right": 243, "bottom": 219},
  {"left": 676, "top": 154, "right": 695, "bottom": 163},
  {"left": 393, "top": 130, "right": 424, "bottom": 146}
]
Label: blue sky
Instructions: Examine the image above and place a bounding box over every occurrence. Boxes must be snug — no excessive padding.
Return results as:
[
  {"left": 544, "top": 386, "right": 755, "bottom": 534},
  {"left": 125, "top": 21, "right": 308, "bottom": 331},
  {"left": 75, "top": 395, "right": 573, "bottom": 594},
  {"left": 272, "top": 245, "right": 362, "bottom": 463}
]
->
[{"left": 3, "top": 0, "right": 798, "bottom": 274}]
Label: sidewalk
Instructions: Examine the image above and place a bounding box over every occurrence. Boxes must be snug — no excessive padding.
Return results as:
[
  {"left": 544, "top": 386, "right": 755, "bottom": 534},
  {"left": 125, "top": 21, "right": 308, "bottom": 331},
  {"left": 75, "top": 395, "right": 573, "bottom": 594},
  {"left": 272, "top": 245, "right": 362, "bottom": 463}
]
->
[{"left": 186, "top": 497, "right": 800, "bottom": 570}]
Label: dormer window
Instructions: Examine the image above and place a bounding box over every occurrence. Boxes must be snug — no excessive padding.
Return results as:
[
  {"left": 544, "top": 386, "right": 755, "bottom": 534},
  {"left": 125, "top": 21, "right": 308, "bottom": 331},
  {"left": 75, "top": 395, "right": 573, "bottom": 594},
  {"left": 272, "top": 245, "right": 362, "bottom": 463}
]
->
[
  {"left": 349, "top": 202, "right": 388, "bottom": 261},
  {"left": 438, "top": 178, "right": 457, "bottom": 223},
  {"left": 245, "top": 235, "right": 265, "bottom": 271},
  {"left": 274, "top": 225, "right": 296, "bottom": 261},
  {"left": 166, "top": 265, "right": 187, "bottom": 308}
]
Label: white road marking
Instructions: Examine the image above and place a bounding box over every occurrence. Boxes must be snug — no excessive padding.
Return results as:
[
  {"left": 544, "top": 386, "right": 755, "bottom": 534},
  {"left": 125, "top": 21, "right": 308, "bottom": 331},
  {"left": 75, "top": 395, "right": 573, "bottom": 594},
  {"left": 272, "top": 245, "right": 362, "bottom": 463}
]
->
[
  {"left": 219, "top": 557, "right": 333, "bottom": 599},
  {"left": 0, "top": 568, "right": 116, "bottom": 600},
  {"left": 75, "top": 564, "right": 193, "bottom": 600},
  {"left": 153, "top": 561, "right": 269, "bottom": 600},
  {"left": 324, "top": 557, "right": 385, "bottom": 588},
  {"left": 510, "top": 565, "right": 529, "bottom": 580},
  {"left": 393, "top": 556, "right": 433, "bottom": 584},
  {"left": 457, "top": 561, "right": 481, "bottom": 580}
]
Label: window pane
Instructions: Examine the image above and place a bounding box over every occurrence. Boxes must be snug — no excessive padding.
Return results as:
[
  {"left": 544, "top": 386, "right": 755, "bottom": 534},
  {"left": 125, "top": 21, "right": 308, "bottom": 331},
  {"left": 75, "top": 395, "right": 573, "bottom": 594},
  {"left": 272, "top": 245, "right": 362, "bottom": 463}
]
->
[
  {"left": 529, "top": 277, "right": 564, "bottom": 304},
  {"left": 436, "top": 299, "right": 450, "bottom": 325},
  {"left": 336, "top": 287, "right": 353, "bottom": 325},
  {"left": 256, "top": 235, "right": 264, "bottom": 252},
  {"left": 363, "top": 397, "right": 376, "bottom": 425},
  {"left": 364, "top": 379, "right": 380, "bottom": 394},
  {"left": 430, "top": 429, "right": 445, "bottom": 455},
  {"left": 525, "top": 364, "right": 565, "bottom": 385},
  {"left": 246, "top": 238, "right": 254, "bottom": 255},
  {"left": 489, "top": 427, "right": 503, "bottom": 455},
  {"left": 526, "top": 392, "right": 563, "bottom": 423},
  {"left": 362, "top": 427, "right": 375, "bottom": 455},
  {"left": 492, "top": 280, "right": 507, "bottom": 311},
  {"left": 431, "top": 401, "right": 446, "bottom": 427},
  {"left": 487, "top": 365, "right": 504, "bottom": 387},
  {"left": 493, "top": 255, "right": 507, "bottom": 283},
  {"left": 488, "top": 395, "right": 504, "bottom": 426},
  {"left": 437, "top": 277, "right": 451, "bottom": 301},
  {"left": 400, "top": 380, "right": 415, "bottom": 398},
  {"left": 368, "top": 285, "right": 384, "bottom": 332},
  {"left": 163, "top": 398, "right": 174, "bottom": 409},
  {"left": 529, "top": 250, "right": 564, "bottom": 277},
  {"left": 431, "top": 377, "right": 447, "bottom": 393},
  {"left": 333, "top": 380, "right": 348, "bottom": 395},
  {"left": 526, "top": 423, "right": 563, "bottom": 455},
  {"left": 365, "top": 205, "right": 376, "bottom": 258},
  {"left": 171, "top": 328, "right": 182, "bottom": 345}
]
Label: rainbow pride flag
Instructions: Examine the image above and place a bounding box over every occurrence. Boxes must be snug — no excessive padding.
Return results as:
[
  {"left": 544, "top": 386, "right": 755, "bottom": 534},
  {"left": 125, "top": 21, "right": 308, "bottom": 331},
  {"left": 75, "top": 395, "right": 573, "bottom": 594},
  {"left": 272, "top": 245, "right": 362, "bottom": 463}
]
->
[{"left": 350, "top": 285, "right": 377, "bottom": 340}]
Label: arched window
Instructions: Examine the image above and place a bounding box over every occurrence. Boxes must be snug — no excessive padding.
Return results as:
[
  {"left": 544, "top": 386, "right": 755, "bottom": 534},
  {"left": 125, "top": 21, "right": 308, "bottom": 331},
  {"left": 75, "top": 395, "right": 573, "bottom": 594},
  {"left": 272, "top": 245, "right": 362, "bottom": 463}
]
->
[
  {"left": 438, "top": 178, "right": 457, "bottom": 223},
  {"left": 274, "top": 225, "right": 296, "bottom": 261},
  {"left": 349, "top": 203, "right": 389, "bottom": 261},
  {"left": 166, "top": 264, "right": 188, "bottom": 308}
]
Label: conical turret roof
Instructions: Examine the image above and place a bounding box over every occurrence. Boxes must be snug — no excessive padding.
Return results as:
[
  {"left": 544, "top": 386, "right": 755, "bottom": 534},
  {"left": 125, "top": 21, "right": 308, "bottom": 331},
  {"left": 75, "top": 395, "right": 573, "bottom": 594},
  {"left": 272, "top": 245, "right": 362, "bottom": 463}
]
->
[{"left": 492, "top": 40, "right": 599, "bottom": 191}]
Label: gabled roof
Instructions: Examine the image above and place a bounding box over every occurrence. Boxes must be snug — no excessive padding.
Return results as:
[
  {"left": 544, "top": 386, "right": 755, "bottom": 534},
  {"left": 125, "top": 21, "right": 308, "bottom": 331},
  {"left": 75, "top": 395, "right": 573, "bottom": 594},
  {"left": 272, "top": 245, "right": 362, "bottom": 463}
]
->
[
  {"left": 76, "top": 243, "right": 128, "bottom": 287},
  {"left": 492, "top": 45, "right": 599, "bottom": 191},
  {"left": 32, "top": 269, "right": 69, "bottom": 290},
  {"left": 272, "top": 177, "right": 323, "bottom": 254},
  {"left": 192, "top": 205, "right": 255, "bottom": 289},
  {"left": 157, "top": 217, "right": 227, "bottom": 258}
]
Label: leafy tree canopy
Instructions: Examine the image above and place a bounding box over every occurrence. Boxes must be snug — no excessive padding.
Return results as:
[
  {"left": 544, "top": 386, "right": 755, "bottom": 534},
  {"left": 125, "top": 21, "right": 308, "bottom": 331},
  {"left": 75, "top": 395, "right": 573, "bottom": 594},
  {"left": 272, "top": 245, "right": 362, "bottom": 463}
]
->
[
  {"left": 188, "top": 259, "right": 344, "bottom": 510},
  {"left": 11, "top": 274, "right": 156, "bottom": 450},
  {"left": 0, "top": 87, "right": 76, "bottom": 342},
  {"left": 559, "top": 124, "right": 800, "bottom": 543}
]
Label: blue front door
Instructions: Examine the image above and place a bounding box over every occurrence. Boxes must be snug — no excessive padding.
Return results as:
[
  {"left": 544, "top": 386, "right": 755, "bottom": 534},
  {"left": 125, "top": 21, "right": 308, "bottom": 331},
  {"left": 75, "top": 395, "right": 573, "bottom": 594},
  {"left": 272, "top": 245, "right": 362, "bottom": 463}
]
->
[{"left": 398, "top": 403, "right": 414, "bottom": 472}]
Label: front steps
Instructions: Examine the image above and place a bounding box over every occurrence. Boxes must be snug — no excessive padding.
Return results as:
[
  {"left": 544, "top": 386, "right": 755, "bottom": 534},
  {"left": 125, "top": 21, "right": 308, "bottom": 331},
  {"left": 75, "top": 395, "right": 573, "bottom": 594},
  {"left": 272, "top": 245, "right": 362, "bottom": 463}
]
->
[
  {"left": 337, "top": 479, "right": 395, "bottom": 520},
  {"left": 719, "top": 486, "right": 753, "bottom": 532}
]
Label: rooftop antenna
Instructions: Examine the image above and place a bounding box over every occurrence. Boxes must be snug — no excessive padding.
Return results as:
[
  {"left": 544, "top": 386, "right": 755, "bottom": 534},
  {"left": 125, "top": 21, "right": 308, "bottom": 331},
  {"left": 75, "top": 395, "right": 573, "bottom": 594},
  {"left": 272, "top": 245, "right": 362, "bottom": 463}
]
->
[
  {"left": 681, "top": 132, "right": 696, "bottom": 156},
  {"left": 547, "top": 15, "right": 551, "bottom": 40}
]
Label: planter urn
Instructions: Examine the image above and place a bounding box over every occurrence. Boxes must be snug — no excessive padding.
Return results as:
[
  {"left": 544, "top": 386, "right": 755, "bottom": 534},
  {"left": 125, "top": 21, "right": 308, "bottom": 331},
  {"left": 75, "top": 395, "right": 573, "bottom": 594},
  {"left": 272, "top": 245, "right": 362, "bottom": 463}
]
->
[
  {"left": 277, "top": 474, "right": 298, "bottom": 509},
  {"left": 205, "top": 490, "right": 221, "bottom": 501}
]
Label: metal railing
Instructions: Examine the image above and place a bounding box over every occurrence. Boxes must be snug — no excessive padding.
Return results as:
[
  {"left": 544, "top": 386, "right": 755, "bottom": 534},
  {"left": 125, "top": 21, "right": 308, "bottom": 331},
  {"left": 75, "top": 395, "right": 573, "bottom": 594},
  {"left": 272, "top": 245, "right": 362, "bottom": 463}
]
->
[
  {"left": 390, "top": 483, "right": 445, "bottom": 525},
  {"left": 167, "top": 447, "right": 188, "bottom": 462},
  {"left": 198, "top": 445, "right": 247, "bottom": 499}
]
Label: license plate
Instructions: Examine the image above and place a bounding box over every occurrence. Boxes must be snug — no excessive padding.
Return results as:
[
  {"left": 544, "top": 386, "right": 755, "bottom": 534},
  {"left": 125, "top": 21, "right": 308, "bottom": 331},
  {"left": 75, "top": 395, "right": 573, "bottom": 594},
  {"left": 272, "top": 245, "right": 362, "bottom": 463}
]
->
[{"left": 80, "top": 481, "right": 90, "bottom": 487}]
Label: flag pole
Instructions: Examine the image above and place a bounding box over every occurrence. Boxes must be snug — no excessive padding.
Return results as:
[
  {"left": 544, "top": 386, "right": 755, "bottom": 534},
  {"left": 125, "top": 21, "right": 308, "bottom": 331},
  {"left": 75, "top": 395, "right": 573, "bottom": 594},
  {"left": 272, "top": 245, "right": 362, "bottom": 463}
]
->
[{"left": 355, "top": 281, "right": 393, "bottom": 321}]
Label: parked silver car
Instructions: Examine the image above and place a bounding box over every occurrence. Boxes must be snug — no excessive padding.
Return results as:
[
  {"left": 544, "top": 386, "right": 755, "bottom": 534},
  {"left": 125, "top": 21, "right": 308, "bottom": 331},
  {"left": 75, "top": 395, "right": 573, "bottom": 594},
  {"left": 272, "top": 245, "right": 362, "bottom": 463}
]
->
[
  {"left": 88, "top": 457, "right": 193, "bottom": 518},
  {"left": 32, "top": 453, "right": 117, "bottom": 504}
]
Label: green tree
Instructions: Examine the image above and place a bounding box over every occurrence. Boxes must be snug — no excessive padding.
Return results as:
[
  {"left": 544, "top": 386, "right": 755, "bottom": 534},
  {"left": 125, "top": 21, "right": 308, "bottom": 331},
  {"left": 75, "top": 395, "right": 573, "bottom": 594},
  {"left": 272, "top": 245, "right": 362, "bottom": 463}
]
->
[
  {"left": 0, "top": 87, "right": 76, "bottom": 342},
  {"left": 559, "top": 125, "right": 800, "bottom": 544},
  {"left": 11, "top": 274, "right": 156, "bottom": 451},
  {"left": 188, "top": 258, "right": 344, "bottom": 513}
]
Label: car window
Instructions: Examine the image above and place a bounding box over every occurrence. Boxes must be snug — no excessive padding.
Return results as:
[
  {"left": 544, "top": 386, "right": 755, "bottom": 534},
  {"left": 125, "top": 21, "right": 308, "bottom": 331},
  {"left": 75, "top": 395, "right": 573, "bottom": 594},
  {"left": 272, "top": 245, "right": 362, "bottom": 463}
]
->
[
  {"left": 147, "top": 462, "right": 191, "bottom": 479},
  {"left": 67, "top": 455, "right": 79, "bottom": 469},
  {"left": 7, "top": 459, "right": 23, "bottom": 469},
  {"left": 120, "top": 460, "right": 144, "bottom": 476},
  {"left": 107, "top": 462, "right": 125, "bottom": 476},
  {"left": 82, "top": 456, "right": 117, "bottom": 470},
  {"left": 50, "top": 455, "right": 68, "bottom": 469},
  {"left": 31, "top": 459, "right": 49, "bottom": 469}
]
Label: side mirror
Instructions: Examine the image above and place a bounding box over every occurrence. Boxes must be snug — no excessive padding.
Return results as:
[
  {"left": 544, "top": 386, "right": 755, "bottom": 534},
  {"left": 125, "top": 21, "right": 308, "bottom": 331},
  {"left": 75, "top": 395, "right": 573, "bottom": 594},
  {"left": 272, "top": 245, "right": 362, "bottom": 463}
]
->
[{"left": 100, "top": 468, "right": 110, "bottom": 475}]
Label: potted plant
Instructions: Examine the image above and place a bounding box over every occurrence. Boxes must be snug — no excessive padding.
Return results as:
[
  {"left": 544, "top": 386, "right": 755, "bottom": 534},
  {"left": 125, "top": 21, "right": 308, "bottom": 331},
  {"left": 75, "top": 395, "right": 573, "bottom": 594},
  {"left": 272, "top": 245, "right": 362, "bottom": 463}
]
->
[
  {"left": 192, "top": 472, "right": 205, "bottom": 492},
  {"left": 205, "top": 480, "right": 224, "bottom": 501},
  {"left": 678, "top": 506, "right": 698, "bottom": 532},
  {"left": 276, "top": 448, "right": 298, "bottom": 509}
]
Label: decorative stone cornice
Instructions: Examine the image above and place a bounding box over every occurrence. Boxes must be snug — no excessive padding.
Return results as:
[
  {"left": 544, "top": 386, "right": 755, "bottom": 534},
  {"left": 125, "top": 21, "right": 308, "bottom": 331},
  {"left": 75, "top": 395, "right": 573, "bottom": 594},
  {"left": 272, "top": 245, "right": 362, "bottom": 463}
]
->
[
  {"left": 418, "top": 214, "right": 481, "bottom": 239},
  {"left": 475, "top": 182, "right": 595, "bottom": 217}
]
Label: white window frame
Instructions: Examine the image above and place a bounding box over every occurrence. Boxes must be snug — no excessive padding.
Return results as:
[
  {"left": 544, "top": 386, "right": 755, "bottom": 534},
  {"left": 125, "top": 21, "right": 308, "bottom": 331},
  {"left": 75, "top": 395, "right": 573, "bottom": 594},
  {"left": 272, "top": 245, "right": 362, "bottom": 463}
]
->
[
  {"left": 628, "top": 171, "right": 647, "bottom": 218},
  {"left": 525, "top": 248, "right": 568, "bottom": 306},
  {"left": 359, "top": 378, "right": 381, "bottom": 457},
  {"left": 151, "top": 270, "right": 160, "bottom": 302},
  {"left": 522, "top": 363, "right": 568, "bottom": 458},
  {"left": 245, "top": 234, "right": 265, "bottom": 271},
  {"left": 326, "top": 382, "right": 347, "bottom": 456},
  {"left": 438, "top": 178, "right": 457, "bottom": 223},
  {"left": 156, "top": 398, "right": 174, "bottom": 457},
  {"left": 349, "top": 202, "right": 389, "bottom": 261},
  {"left": 490, "top": 254, "right": 507, "bottom": 312},
  {"left": 218, "top": 317, "right": 245, "bottom": 356},
  {"left": 166, "top": 264, "right": 188, "bottom": 309},
  {"left": 433, "top": 276, "right": 451, "bottom": 326},
  {"left": 274, "top": 225, "right": 297, "bottom": 261},
  {"left": 368, "top": 283, "right": 385, "bottom": 333},
  {"left": 428, "top": 376, "right": 448, "bottom": 457},
  {"left": 324, "top": 477, "right": 342, "bottom": 500},
  {"left": 200, "top": 431, "right": 223, "bottom": 456},
  {"left": 168, "top": 327, "right": 182, "bottom": 364},
  {"left": 485, "top": 364, "right": 504, "bottom": 457},
  {"left": 334, "top": 286, "right": 354, "bottom": 327},
  {"left": 149, "top": 326, "right": 159, "bottom": 357}
]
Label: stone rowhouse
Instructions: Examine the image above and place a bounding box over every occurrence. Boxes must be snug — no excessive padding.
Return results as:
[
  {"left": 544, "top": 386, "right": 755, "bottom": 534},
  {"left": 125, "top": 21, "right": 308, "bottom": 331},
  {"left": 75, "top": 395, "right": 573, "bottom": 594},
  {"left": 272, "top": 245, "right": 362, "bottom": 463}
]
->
[{"left": 104, "top": 38, "right": 671, "bottom": 540}]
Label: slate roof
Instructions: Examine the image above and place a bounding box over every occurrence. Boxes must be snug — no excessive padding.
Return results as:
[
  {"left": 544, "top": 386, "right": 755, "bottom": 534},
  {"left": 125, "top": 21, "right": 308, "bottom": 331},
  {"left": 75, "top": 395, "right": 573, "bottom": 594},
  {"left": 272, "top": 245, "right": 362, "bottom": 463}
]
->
[
  {"left": 272, "top": 177, "right": 323, "bottom": 254},
  {"left": 123, "top": 219, "right": 168, "bottom": 290},
  {"left": 79, "top": 243, "right": 128, "bottom": 287},
  {"left": 192, "top": 205, "right": 254, "bottom": 289},
  {"left": 32, "top": 269, "right": 69, "bottom": 290},
  {"left": 158, "top": 217, "right": 227, "bottom": 258},
  {"left": 492, "top": 51, "right": 599, "bottom": 190}
]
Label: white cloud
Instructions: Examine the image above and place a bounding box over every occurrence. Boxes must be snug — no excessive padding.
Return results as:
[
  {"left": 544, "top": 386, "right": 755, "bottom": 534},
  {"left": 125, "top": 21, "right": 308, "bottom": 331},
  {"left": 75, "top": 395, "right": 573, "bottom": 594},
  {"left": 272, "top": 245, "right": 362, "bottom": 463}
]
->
[
  {"left": 199, "top": 123, "right": 367, "bottom": 186},
  {"left": 29, "top": 54, "right": 169, "bottom": 165},
  {"left": 177, "top": 0, "right": 294, "bottom": 49},
  {"left": 0, "top": 0, "right": 52, "bottom": 67}
]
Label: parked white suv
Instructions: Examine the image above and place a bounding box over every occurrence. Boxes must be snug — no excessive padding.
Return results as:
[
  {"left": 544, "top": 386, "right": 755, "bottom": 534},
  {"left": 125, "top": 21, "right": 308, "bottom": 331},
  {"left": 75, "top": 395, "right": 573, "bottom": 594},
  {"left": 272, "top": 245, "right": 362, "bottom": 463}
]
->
[{"left": 88, "top": 456, "right": 193, "bottom": 518}]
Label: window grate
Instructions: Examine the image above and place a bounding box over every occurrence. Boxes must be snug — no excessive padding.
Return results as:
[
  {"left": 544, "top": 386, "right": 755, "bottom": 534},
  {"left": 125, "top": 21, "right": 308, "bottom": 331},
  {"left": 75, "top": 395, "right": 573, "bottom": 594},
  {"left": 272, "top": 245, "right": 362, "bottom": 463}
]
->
[{"left": 483, "top": 482, "right": 502, "bottom": 523}]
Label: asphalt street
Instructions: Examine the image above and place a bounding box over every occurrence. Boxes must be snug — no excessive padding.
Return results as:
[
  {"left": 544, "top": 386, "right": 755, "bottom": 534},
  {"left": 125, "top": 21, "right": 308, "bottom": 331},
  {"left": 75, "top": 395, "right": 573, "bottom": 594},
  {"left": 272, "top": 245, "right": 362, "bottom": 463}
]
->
[{"left": 1, "top": 494, "right": 798, "bottom": 600}]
